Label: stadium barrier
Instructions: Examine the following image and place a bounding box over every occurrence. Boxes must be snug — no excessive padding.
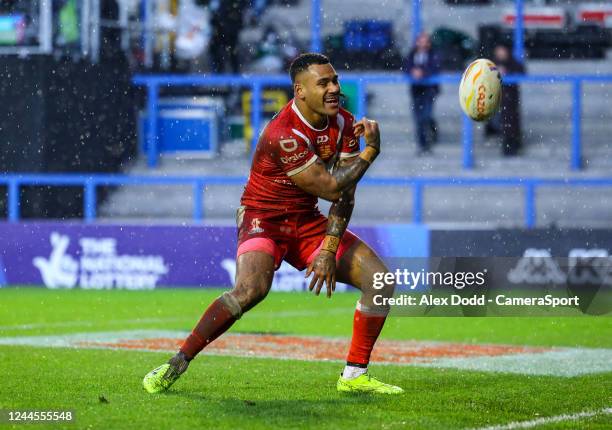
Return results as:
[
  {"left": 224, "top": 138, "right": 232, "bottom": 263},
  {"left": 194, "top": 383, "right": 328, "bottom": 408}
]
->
[
  {"left": 133, "top": 73, "right": 612, "bottom": 171},
  {"left": 2, "top": 220, "right": 611, "bottom": 290},
  {"left": 0, "top": 222, "right": 427, "bottom": 289},
  {"left": 3, "top": 174, "right": 612, "bottom": 228}
]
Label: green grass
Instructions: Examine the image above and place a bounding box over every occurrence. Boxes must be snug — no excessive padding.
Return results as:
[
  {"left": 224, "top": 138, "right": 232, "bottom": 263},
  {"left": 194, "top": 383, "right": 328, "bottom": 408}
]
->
[{"left": 0, "top": 287, "right": 610, "bottom": 429}]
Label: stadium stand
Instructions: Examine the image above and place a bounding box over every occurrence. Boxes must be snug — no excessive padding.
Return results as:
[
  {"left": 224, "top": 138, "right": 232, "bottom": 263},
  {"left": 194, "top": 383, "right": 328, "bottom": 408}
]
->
[
  {"left": 2, "top": 0, "right": 612, "bottom": 227},
  {"left": 99, "top": 0, "right": 612, "bottom": 227}
]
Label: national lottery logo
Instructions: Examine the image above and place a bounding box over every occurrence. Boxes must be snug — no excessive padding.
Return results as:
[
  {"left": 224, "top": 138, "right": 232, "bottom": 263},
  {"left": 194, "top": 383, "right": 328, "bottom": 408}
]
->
[{"left": 32, "top": 232, "right": 168, "bottom": 290}]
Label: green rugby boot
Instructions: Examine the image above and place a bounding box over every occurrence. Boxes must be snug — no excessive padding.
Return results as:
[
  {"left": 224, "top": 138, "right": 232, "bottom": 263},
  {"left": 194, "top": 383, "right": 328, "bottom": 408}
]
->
[
  {"left": 337, "top": 372, "right": 404, "bottom": 395},
  {"left": 143, "top": 353, "right": 189, "bottom": 394}
]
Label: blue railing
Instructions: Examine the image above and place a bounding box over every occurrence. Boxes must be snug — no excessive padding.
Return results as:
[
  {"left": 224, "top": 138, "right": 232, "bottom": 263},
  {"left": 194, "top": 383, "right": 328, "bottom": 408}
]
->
[
  {"left": 3, "top": 174, "right": 612, "bottom": 228},
  {"left": 133, "top": 73, "right": 612, "bottom": 171}
]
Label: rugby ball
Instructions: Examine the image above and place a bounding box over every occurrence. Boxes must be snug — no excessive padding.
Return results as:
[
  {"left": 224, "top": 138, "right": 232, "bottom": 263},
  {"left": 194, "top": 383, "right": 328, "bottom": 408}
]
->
[{"left": 459, "top": 58, "right": 502, "bottom": 122}]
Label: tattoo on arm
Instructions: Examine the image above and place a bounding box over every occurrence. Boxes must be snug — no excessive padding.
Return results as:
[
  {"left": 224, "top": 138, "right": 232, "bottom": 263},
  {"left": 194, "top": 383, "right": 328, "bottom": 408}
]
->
[
  {"left": 332, "top": 157, "right": 371, "bottom": 192},
  {"left": 326, "top": 157, "right": 357, "bottom": 241},
  {"left": 326, "top": 187, "right": 355, "bottom": 239}
]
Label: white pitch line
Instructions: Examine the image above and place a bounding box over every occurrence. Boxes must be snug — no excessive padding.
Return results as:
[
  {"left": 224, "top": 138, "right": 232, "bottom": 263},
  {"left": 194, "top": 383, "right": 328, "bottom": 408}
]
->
[
  {"left": 419, "top": 348, "right": 612, "bottom": 377},
  {"left": 1, "top": 329, "right": 611, "bottom": 377},
  {"left": 0, "top": 317, "right": 187, "bottom": 330},
  {"left": 470, "top": 407, "right": 612, "bottom": 430}
]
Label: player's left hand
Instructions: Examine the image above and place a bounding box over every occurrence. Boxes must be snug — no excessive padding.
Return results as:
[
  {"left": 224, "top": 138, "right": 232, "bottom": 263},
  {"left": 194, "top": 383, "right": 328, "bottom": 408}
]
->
[
  {"left": 353, "top": 118, "right": 380, "bottom": 152},
  {"left": 305, "top": 250, "right": 336, "bottom": 298}
]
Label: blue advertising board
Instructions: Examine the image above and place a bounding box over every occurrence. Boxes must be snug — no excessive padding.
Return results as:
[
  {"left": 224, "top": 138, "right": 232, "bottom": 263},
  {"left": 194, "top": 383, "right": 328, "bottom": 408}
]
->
[{"left": 0, "top": 222, "right": 429, "bottom": 290}]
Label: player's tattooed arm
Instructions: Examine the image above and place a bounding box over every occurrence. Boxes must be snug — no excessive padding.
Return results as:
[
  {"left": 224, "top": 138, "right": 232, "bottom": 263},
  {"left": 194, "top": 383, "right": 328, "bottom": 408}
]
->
[
  {"left": 304, "top": 119, "right": 379, "bottom": 297},
  {"left": 327, "top": 160, "right": 356, "bottom": 239},
  {"left": 331, "top": 157, "right": 373, "bottom": 191},
  {"left": 291, "top": 118, "right": 381, "bottom": 201},
  {"left": 332, "top": 117, "right": 380, "bottom": 191},
  {"left": 306, "top": 159, "right": 357, "bottom": 298}
]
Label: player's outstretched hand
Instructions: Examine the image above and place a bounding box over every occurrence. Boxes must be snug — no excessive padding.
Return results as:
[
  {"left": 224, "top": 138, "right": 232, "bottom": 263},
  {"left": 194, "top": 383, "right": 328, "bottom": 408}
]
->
[
  {"left": 305, "top": 250, "right": 336, "bottom": 298},
  {"left": 353, "top": 118, "right": 381, "bottom": 153}
]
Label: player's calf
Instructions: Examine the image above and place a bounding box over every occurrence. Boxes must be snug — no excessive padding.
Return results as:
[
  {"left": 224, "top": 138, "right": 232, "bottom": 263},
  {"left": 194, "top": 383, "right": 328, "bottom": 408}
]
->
[
  {"left": 177, "top": 253, "right": 273, "bottom": 360},
  {"left": 337, "top": 299, "right": 403, "bottom": 395},
  {"left": 343, "top": 300, "right": 389, "bottom": 377},
  {"left": 143, "top": 291, "right": 243, "bottom": 393},
  {"left": 143, "top": 251, "right": 276, "bottom": 394},
  {"left": 180, "top": 291, "right": 243, "bottom": 359}
]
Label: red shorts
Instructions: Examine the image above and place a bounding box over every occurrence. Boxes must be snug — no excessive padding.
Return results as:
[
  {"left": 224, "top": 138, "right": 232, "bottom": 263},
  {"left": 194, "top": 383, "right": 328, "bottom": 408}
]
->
[{"left": 236, "top": 208, "right": 358, "bottom": 270}]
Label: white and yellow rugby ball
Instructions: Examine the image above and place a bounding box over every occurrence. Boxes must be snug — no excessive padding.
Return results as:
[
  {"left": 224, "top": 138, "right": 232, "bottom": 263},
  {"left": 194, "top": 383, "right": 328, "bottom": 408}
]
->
[{"left": 459, "top": 58, "right": 502, "bottom": 122}]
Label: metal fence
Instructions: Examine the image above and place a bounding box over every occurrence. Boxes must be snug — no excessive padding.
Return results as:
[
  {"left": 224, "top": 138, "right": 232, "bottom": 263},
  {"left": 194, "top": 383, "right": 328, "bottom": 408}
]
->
[
  {"left": 133, "top": 72, "right": 612, "bottom": 171},
  {"left": 3, "top": 174, "right": 612, "bottom": 228}
]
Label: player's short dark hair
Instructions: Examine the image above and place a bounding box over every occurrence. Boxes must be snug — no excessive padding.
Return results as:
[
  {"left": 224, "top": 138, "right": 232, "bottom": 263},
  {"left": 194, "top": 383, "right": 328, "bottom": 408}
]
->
[{"left": 289, "top": 53, "right": 330, "bottom": 83}]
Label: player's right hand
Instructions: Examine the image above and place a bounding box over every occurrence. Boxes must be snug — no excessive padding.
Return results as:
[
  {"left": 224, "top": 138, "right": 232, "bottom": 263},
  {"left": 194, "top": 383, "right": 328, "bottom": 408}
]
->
[
  {"left": 305, "top": 250, "right": 336, "bottom": 298},
  {"left": 353, "top": 118, "right": 381, "bottom": 153}
]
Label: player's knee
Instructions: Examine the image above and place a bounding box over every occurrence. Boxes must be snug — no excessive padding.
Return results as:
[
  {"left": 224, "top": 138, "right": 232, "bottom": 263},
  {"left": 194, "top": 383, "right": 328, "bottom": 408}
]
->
[
  {"left": 245, "top": 282, "right": 270, "bottom": 305},
  {"left": 369, "top": 269, "right": 396, "bottom": 298},
  {"left": 357, "top": 299, "right": 390, "bottom": 317},
  {"left": 219, "top": 291, "right": 243, "bottom": 320},
  {"left": 229, "top": 279, "right": 270, "bottom": 311},
  {"left": 359, "top": 269, "right": 395, "bottom": 313},
  {"left": 380, "top": 277, "right": 396, "bottom": 298}
]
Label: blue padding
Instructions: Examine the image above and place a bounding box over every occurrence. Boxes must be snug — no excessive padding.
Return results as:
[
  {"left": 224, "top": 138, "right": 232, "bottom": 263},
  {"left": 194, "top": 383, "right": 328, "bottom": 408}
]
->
[
  {"left": 0, "top": 257, "right": 6, "bottom": 287},
  {"left": 375, "top": 224, "right": 430, "bottom": 258}
]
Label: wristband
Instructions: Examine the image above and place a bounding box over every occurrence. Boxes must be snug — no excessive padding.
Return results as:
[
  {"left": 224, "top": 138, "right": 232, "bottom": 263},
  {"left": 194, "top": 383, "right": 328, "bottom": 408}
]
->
[
  {"left": 322, "top": 235, "right": 340, "bottom": 254},
  {"left": 359, "top": 146, "right": 379, "bottom": 164}
]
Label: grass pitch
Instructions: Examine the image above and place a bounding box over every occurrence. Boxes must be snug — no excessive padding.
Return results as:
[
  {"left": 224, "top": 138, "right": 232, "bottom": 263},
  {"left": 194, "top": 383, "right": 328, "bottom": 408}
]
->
[{"left": 0, "top": 287, "right": 610, "bottom": 429}]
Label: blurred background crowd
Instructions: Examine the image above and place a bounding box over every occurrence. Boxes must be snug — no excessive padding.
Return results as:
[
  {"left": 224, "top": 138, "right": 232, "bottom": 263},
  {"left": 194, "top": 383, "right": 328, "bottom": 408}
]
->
[{"left": 1, "top": 0, "right": 611, "bottom": 224}]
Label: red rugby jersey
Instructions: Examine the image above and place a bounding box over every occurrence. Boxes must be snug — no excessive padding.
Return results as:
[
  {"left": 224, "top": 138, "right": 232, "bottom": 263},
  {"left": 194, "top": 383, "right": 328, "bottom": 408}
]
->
[{"left": 240, "top": 100, "right": 360, "bottom": 213}]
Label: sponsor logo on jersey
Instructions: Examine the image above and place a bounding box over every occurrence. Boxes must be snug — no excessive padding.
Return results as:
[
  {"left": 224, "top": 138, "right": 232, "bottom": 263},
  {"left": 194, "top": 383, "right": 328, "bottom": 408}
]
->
[
  {"left": 316, "top": 135, "right": 329, "bottom": 144},
  {"left": 248, "top": 218, "right": 265, "bottom": 235},
  {"left": 319, "top": 145, "right": 333, "bottom": 159},
  {"left": 273, "top": 178, "right": 294, "bottom": 185},
  {"left": 279, "top": 138, "right": 298, "bottom": 152},
  {"left": 343, "top": 136, "right": 357, "bottom": 148},
  {"left": 281, "top": 149, "right": 309, "bottom": 164}
]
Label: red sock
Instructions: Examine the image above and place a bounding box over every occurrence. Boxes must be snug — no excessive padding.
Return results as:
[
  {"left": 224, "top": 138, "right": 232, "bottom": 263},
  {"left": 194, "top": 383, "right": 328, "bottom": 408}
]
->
[
  {"left": 346, "top": 307, "right": 387, "bottom": 367},
  {"left": 180, "top": 298, "right": 238, "bottom": 359}
]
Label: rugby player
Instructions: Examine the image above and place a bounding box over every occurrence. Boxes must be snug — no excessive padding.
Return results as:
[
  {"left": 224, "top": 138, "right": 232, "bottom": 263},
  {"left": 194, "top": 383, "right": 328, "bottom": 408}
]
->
[{"left": 143, "top": 53, "right": 402, "bottom": 395}]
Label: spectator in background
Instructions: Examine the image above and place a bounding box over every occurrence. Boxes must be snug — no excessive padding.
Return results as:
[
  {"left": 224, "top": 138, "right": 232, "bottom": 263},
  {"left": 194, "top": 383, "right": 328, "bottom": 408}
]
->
[
  {"left": 404, "top": 32, "right": 441, "bottom": 155},
  {"left": 248, "top": 26, "right": 299, "bottom": 73},
  {"left": 209, "top": 0, "right": 249, "bottom": 73},
  {"left": 493, "top": 44, "right": 525, "bottom": 156}
]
